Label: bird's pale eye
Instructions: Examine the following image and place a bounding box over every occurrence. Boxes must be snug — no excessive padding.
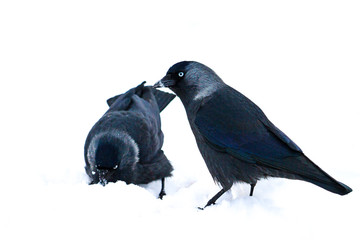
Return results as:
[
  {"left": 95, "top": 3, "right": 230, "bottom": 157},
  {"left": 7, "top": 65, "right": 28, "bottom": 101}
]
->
[
  {"left": 113, "top": 165, "right": 118, "bottom": 169},
  {"left": 178, "top": 72, "right": 184, "bottom": 77}
]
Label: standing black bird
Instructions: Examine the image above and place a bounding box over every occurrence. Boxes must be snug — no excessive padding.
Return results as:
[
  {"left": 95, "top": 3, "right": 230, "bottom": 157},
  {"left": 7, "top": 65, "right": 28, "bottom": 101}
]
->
[
  {"left": 84, "top": 81, "right": 175, "bottom": 199},
  {"left": 154, "top": 61, "right": 352, "bottom": 208}
]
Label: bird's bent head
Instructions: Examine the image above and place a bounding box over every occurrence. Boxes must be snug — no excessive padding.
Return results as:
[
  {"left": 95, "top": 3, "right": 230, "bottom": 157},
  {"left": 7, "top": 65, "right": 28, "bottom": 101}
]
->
[
  {"left": 86, "top": 131, "right": 139, "bottom": 186},
  {"left": 154, "top": 61, "right": 224, "bottom": 102}
]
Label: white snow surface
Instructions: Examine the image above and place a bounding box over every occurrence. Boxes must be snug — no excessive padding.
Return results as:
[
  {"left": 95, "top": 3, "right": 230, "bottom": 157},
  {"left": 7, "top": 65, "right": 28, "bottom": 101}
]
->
[{"left": 1, "top": 1, "right": 359, "bottom": 240}]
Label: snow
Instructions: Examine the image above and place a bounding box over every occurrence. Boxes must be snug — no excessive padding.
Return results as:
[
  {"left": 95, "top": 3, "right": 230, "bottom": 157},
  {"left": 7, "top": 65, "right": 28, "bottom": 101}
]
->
[{"left": 1, "top": 1, "right": 359, "bottom": 240}]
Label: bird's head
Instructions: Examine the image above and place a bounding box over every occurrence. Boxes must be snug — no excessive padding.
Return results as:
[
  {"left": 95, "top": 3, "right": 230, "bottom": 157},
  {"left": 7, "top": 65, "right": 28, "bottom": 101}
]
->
[
  {"left": 86, "top": 132, "right": 139, "bottom": 186},
  {"left": 154, "top": 61, "right": 224, "bottom": 102}
]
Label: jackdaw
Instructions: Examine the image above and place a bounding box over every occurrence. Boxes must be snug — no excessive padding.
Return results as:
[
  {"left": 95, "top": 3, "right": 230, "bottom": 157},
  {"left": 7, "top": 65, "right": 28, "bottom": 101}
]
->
[
  {"left": 154, "top": 61, "right": 352, "bottom": 208},
  {"left": 84, "top": 81, "right": 175, "bottom": 199}
]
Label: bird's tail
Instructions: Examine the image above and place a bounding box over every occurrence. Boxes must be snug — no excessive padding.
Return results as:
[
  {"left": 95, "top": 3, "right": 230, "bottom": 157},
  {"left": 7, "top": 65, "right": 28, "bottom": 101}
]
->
[
  {"left": 106, "top": 81, "right": 146, "bottom": 107},
  {"left": 105, "top": 82, "right": 175, "bottom": 112},
  {"left": 292, "top": 155, "right": 352, "bottom": 195},
  {"left": 300, "top": 171, "right": 352, "bottom": 196},
  {"left": 152, "top": 88, "right": 176, "bottom": 112}
]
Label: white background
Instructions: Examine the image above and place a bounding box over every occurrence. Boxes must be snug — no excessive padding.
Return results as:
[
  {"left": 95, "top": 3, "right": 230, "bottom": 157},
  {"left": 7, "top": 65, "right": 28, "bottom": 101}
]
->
[{"left": 1, "top": 1, "right": 359, "bottom": 239}]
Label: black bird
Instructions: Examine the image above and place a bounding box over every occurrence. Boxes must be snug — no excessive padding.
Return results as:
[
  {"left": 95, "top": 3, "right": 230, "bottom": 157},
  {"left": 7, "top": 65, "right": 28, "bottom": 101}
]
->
[
  {"left": 154, "top": 61, "right": 352, "bottom": 208},
  {"left": 84, "top": 81, "right": 175, "bottom": 199}
]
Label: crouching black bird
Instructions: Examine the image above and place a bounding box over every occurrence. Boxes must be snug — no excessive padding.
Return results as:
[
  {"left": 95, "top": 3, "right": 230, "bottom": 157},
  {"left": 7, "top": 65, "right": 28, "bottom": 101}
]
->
[
  {"left": 154, "top": 61, "right": 352, "bottom": 208},
  {"left": 84, "top": 81, "right": 175, "bottom": 199}
]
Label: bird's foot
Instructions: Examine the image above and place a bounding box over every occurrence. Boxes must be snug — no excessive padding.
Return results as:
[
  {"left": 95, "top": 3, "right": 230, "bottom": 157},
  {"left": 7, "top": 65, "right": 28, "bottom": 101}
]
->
[
  {"left": 158, "top": 178, "right": 166, "bottom": 200},
  {"left": 198, "top": 200, "right": 216, "bottom": 210},
  {"left": 158, "top": 190, "right": 166, "bottom": 200},
  {"left": 198, "top": 184, "right": 232, "bottom": 210},
  {"left": 249, "top": 182, "right": 256, "bottom": 196}
]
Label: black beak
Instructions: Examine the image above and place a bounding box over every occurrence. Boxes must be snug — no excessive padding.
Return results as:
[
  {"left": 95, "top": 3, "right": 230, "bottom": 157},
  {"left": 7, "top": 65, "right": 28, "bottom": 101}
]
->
[
  {"left": 98, "top": 169, "right": 109, "bottom": 186},
  {"left": 153, "top": 74, "right": 176, "bottom": 88}
]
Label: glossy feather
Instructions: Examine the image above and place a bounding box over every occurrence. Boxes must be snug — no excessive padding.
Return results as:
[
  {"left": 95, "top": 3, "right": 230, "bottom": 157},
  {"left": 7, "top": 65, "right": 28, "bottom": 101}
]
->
[{"left": 84, "top": 82, "right": 175, "bottom": 186}]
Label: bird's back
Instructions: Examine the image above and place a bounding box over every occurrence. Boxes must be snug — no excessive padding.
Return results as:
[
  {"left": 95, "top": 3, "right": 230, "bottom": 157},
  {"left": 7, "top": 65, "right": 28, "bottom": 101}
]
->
[{"left": 192, "top": 85, "right": 351, "bottom": 195}]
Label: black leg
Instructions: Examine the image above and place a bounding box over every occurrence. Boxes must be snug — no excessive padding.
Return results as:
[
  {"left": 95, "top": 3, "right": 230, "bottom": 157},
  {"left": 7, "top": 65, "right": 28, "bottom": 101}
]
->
[
  {"left": 158, "top": 178, "right": 166, "bottom": 199},
  {"left": 198, "top": 184, "right": 232, "bottom": 210},
  {"left": 250, "top": 182, "right": 256, "bottom": 196}
]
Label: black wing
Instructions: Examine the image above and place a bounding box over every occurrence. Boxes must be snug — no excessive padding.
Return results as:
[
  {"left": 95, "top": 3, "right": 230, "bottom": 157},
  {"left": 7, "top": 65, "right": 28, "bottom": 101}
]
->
[
  {"left": 195, "top": 86, "right": 310, "bottom": 173},
  {"left": 194, "top": 86, "right": 352, "bottom": 195}
]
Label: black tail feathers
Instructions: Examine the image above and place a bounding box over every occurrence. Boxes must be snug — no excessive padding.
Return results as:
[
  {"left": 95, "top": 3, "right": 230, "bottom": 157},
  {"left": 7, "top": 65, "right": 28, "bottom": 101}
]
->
[
  {"left": 106, "top": 82, "right": 175, "bottom": 111},
  {"left": 294, "top": 156, "right": 352, "bottom": 195},
  {"left": 303, "top": 175, "right": 352, "bottom": 195},
  {"left": 268, "top": 154, "right": 353, "bottom": 196},
  {"left": 152, "top": 88, "right": 176, "bottom": 112},
  {"left": 106, "top": 82, "right": 147, "bottom": 107}
]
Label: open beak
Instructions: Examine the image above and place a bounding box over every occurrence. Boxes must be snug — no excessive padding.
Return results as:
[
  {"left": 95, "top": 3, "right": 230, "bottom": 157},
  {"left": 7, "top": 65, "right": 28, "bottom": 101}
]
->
[{"left": 153, "top": 74, "right": 176, "bottom": 88}]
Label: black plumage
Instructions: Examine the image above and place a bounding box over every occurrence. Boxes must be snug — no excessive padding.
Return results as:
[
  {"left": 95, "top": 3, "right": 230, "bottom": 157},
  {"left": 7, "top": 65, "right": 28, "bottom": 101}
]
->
[
  {"left": 154, "top": 61, "right": 352, "bottom": 208},
  {"left": 84, "top": 81, "right": 175, "bottom": 198}
]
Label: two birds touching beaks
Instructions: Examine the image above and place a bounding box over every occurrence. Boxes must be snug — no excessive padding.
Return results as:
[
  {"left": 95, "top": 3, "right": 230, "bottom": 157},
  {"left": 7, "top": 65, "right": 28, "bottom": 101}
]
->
[{"left": 85, "top": 61, "right": 352, "bottom": 209}]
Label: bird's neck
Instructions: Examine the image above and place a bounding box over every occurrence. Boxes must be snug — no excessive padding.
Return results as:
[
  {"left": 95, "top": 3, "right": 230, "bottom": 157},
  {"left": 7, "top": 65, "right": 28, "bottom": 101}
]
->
[
  {"left": 172, "top": 82, "right": 223, "bottom": 103},
  {"left": 172, "top": 85, "right": 217, "bottom": 122}
]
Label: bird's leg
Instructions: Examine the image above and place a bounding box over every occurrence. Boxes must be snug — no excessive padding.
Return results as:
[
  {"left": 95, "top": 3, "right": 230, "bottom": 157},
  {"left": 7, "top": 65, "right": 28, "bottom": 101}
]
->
[
  {"left": 249, "top": 182, "right": 257, "bottom": 196},
  {"left": 198, "top": 184, "right": 232, "bottom": 210},
  {"left": 158, "top": 178, "right": 166, "bottom": 199}
]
